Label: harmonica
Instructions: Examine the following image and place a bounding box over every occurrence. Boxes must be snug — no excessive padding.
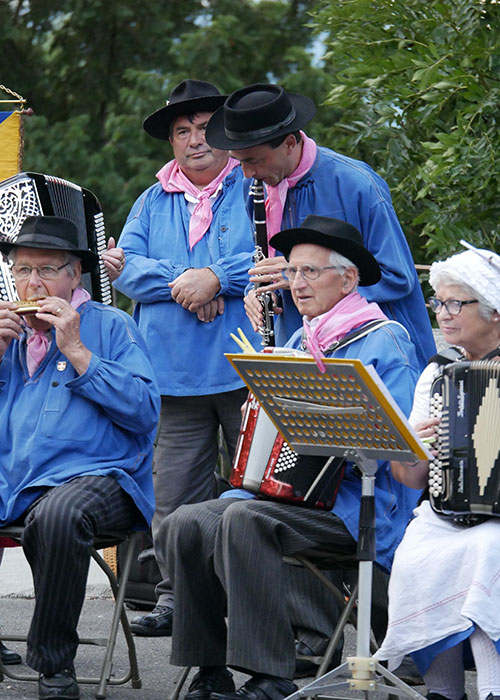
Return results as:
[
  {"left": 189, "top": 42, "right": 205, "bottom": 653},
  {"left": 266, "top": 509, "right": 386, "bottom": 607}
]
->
[{"left": 13, "top": 300, "right": 43, "bottom": 315}]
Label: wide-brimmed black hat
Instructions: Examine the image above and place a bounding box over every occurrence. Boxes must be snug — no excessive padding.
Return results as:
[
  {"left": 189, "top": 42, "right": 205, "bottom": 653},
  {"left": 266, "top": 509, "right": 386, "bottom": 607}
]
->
[
  {"left": 0, "top": 215, "right": 99, "bottom": 274},
  {"left": 269, "top": 215, "right": 381, "bottom": 286},
  {"left": 205, "top": 83, "right": 316, "bottom": 150},
  {"left": 143, "top": 79, "right": 227, "bottom": 141}
]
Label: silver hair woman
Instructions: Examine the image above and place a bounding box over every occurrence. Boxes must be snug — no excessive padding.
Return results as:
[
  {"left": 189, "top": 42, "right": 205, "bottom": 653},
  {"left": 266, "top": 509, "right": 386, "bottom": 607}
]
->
[{"left": 375, "top": 243, "right": 500, "bottom": 700}]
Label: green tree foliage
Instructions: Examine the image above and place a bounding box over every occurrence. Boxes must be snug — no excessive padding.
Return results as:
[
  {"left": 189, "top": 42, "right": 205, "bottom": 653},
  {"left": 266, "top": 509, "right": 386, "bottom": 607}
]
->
[
  {"left": 312, "top": 0, "right": 500, "bottom": 260},
  {"left": 3, "top": 0, "right": 329, "bottom": 244}
]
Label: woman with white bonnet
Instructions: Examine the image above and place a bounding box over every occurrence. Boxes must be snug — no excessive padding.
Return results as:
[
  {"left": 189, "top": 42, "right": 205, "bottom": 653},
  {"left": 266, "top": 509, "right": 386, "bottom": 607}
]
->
[{"left": 375, "top": 241, "right": 500, "bottom": 700}]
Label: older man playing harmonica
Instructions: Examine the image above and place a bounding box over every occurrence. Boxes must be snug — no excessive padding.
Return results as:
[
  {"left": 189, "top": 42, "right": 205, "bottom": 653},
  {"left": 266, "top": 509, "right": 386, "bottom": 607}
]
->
[{"left": 0, "top": 215, "right": 160, "bottom": 700}]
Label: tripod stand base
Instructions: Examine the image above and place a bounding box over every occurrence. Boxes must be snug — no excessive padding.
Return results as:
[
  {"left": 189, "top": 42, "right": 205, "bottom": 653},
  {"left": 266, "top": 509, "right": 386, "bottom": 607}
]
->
[{"left": 286, "top": 656, "right": 426, "bottom": 700}]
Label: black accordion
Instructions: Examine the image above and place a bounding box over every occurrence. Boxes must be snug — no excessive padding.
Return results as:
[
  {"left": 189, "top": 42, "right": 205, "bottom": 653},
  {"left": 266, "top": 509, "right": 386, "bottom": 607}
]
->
[
  {"left": 428, "top": 360, "right": 500, "bottom": 522},
  {"left": 0, "top": 171, "right": 112, "bottom": 304}
]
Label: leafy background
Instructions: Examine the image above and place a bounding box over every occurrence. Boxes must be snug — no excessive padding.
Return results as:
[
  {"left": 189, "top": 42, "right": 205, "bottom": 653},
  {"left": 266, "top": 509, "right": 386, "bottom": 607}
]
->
[{"left": 3, "top": 0, "right": 499, "bottom": 269}]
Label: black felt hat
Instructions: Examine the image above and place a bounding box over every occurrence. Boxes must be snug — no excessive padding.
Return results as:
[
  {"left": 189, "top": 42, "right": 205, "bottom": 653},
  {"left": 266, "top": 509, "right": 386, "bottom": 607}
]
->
[
  {"left": 205, "top": 83, "right": 316, "bottom": 150},
  {"left": 143, "top": 79, "right": 227, "bottom": 141},
  {"left": 0, "top": 215, "right": 99, "bottom": 273},
  {"left": 269, "top": 215, "right": 381, "bottom": 286}
]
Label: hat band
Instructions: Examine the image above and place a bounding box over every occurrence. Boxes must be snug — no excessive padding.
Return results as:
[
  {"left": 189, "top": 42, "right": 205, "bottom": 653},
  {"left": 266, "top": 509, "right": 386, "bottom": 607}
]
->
[{"left": 224, "top": 106, "right": 296, "bottom": 141}]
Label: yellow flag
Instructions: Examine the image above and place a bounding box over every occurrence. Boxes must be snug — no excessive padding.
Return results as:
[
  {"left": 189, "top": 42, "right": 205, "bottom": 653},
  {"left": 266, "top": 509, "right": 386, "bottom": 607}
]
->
[{"left": 0, "top": 111, "right": 22, "bottom": 180}]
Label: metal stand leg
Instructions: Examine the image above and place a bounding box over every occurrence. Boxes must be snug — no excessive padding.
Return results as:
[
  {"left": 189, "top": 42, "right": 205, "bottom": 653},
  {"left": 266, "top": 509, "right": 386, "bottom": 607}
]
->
[{"left": 286, "top": 455, "right": 425, "bottom": 700}]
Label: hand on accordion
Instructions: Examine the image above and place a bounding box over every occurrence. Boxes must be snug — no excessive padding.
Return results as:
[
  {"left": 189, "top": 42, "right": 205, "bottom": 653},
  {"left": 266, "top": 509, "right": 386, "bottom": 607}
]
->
[
  {"left": 101, "top": 237, "right": 125, "bottom": 282},
  {"left": 414, "top": 417, "right": 440, "bottom": 457}
]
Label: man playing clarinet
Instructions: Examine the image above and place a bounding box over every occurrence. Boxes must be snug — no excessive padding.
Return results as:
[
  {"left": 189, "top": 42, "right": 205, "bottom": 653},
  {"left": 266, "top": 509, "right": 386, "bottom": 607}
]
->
[{"left": 205, "top": 83, "right": 435, "bottom": 370}]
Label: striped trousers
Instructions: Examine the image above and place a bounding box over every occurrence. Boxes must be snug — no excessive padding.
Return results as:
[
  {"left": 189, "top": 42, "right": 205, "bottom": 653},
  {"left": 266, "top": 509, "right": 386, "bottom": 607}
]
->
[
  {"left": 161, "top": 497, "right": 360, "bottom": 679},
  {"left": 20, "top": 475, "right": 137, "bottom": 674}
]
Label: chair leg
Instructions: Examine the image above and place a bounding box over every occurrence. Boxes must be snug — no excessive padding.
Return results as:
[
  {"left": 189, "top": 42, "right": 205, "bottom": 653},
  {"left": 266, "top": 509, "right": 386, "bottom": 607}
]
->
[
  {"left": 167, "top": 666, "right": 192, "bottom": 700},
  {"left": 90, "top": 532, "right": 142, "bottom": 698}
]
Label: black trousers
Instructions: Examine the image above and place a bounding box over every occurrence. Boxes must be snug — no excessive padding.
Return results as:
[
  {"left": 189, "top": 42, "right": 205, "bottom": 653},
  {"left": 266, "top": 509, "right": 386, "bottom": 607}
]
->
[
  {"left": 161, "top": 497, "right": 360, "bottom": 679},
  {"left": 21, "top": 475, "right": 137, "bottom": 674}
]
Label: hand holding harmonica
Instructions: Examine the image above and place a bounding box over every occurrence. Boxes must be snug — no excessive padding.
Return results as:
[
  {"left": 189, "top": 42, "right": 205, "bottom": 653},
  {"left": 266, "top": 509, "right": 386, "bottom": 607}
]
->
[{"left": 0, "top": 300, "right": 25, "bottom": 357}]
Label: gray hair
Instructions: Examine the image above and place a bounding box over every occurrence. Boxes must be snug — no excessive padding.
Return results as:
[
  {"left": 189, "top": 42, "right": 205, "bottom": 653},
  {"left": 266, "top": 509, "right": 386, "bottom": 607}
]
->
[
  {"left": 328, "top": 250, "right": 359, "bottom": 292},
  {"left": 430, "top": 269, "right": 495, "bottom": 320}
]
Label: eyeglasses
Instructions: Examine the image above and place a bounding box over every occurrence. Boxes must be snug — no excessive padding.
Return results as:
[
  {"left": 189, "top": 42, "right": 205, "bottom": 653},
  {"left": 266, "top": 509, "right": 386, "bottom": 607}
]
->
[
  {"left": 281, "top": 265, "right": 341, "bottom": 281},
  {"left": 428, "top": 297, "right": 478, "bottom": 315},
  {"left": 10, "top": 262, "right": 71, "bottom": 280}
]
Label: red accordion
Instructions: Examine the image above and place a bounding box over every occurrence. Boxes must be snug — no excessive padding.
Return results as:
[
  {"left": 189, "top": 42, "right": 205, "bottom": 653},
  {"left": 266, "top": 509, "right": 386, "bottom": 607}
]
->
[{"left": 230, "top": 394, "right": 345, "bottom": 510}]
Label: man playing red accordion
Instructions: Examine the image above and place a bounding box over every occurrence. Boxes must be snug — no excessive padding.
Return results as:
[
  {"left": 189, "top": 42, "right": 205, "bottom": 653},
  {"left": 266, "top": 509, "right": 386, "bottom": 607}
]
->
[{"left": 156, "top": 215, "right": 421, "bottom": 700}]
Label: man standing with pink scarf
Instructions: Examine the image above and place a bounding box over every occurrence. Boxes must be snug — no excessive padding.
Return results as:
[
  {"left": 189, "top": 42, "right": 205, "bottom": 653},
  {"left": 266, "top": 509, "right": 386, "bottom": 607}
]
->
[
  {"left": 113, "top": 80, "right": 258, "bottom": 637},
  {"left": 206, "top": 83, "right": 435, "bottom": 371}
]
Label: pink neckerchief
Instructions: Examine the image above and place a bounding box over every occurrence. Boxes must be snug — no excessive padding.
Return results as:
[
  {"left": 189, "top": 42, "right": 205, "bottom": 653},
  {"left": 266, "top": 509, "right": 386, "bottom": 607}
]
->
[
  {"left": 156, "top": 157, "right": 240, "bottom": 250},
  {"left": 26, "top": 287, "right": 91, "bottom": 376},
  {"left": 265, "top": 131, "right": 317, "bottom": 256},
  {"left": 304, "top": 292, "right": 388, "bottom": 373}
]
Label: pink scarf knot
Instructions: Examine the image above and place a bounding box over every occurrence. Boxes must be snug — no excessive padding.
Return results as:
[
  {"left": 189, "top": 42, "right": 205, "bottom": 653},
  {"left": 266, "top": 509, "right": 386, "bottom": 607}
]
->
[
  {"left": 26, "top": 331, "right": 50, "bottom": 376},
  {"left": 304, "top": 292, "right": 387, "bottom": 373},
  {"left": 265, "top": 131, "right": 317, "bottom": 256},
  {"left": 157, "top": 157, "right": 240, "bottom": 250}
]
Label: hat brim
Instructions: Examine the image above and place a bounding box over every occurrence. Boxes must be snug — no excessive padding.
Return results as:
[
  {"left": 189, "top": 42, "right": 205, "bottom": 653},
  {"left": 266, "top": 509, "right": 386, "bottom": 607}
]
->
[
  {"left": 143, "top": 95, "right": 228, "bottom": 141},
  {"left": 269, "top": 228, "right": 381, "bottom": 286},
  {"left": 205, "top": 93, "right": 316, "bottom": 150},
  {"left": 0, "top": 240, "right": 99, "bottom": 275}
]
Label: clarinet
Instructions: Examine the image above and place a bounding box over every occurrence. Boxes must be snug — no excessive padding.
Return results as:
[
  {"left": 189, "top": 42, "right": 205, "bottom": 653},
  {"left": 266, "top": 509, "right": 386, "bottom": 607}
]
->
[{"left": 250, "top": 179, "right": 275, "bottom": 347}]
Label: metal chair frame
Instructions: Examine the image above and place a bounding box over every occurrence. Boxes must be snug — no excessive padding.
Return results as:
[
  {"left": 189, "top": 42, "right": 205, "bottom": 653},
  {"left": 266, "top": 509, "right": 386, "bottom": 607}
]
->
[
  {"left": 166, "top": 551, "right": 377, "bottom": 700},
  {"left": 0, "top": 525, "right": 142, "bottom": 699}
]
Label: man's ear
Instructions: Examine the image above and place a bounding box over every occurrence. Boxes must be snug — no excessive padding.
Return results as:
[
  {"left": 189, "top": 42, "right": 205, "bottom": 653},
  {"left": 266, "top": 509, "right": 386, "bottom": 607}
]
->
[{"left": 342, "top": 267, "right": 358, "bottom": 294}]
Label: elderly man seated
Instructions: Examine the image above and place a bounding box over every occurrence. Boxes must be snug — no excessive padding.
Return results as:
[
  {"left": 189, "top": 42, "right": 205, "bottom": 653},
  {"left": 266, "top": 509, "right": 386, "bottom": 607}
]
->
[
  {"left": 156, "top": 215, "right": 422, "bottom": 700},
  {"left": 0, "top": 215, "right": 160, "bottom": 700}
]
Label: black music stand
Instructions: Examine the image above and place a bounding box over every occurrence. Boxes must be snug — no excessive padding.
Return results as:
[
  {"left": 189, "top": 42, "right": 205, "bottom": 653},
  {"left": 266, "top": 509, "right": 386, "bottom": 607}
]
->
[{"left": 226, "top": 353, "right": 430, "bottom": 700}]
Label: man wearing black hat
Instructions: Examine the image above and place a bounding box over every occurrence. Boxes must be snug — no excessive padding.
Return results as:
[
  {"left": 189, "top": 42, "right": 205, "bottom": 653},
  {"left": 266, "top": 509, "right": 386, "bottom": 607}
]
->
[
  {"left": 112, "top": 79, "right": 258, "bottom": 636},
  {"left": 0, "top": 215, "right": 160, "bottom": 699},
  {"left": 205, "top": 83, "right": 435, "bottom": 371},
  {"left": 157, "top": 216, "right": 421, "bottom": 700}
]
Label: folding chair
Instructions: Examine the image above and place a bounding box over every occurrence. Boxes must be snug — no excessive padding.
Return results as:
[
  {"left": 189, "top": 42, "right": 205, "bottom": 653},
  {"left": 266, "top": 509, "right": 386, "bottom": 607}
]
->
[
  {"left": 285, "top": 549, "right": 379, "bottom": 679},
  {"left": 0, "top": 524, "right": 142, "bottom": 699},
  {"left": 165, "top": 550, "right": 378, "bottom": 700}
]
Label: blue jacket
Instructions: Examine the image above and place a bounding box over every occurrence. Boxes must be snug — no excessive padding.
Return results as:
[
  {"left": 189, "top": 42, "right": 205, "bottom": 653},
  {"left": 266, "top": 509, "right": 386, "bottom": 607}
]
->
[
  {"left": 0, "top": 301, "right": 160, "bottom": 527},
  {"left": 114, "top": 166, "right": 260, "bottom": 396},
  {"left": 226, "top": 322, "right": 421, "bottom": 571},
  {"left": 244, "top": 145, "right": 435, "bottom": 369}
]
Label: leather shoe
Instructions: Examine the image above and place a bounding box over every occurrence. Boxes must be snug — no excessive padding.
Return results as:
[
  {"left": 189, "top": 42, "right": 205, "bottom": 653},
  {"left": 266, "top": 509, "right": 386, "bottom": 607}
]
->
[
  {"left": 39, "top": 663, "right": 80, "bottom": 699},
  {"left": 130, "top": 604, "right": 173, "bottom": 636},
  {"left": 185, "top": 666, "right": 235, "bottom": 700},
  {"left": 294, "top": 639, "right": 342, "bottom": 679},
  {"left": 0, "top": 640, "right": 22, "bottom": 665},
  {"left": 211, "top": 674, "right": 297, "bottom": 700},
  {"left": 427, "top": 695, "right": 467, "bottom": 700}
]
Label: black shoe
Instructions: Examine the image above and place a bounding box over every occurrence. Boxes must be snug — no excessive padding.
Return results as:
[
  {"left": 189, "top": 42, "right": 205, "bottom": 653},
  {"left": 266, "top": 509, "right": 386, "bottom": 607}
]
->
[
  {"left": 294, "top": 639, "right": 343, "bottom": 679},
  {"left": 184, "top": 666, "right": 235, "bottom": 700},
  {"left": 393, "top": 656, "right": 423, "bottom": 686},
  {"left": 485, "top": 695, "right": 500, "bottom": 700},
  {"left": 427, "top": 694, "right": 467, "bottom": 700},
  {"left": 211, "top": 675, "right": 297, "bottom": 700},
  {"left": 39, "top": 663, "right": 80, "bottom": 699},
  {"left": 0, "top": 640, "right": 22, "bottom": 665},
  {"left": 130, "top": 604, "right": 173, "bottom": 636}
]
